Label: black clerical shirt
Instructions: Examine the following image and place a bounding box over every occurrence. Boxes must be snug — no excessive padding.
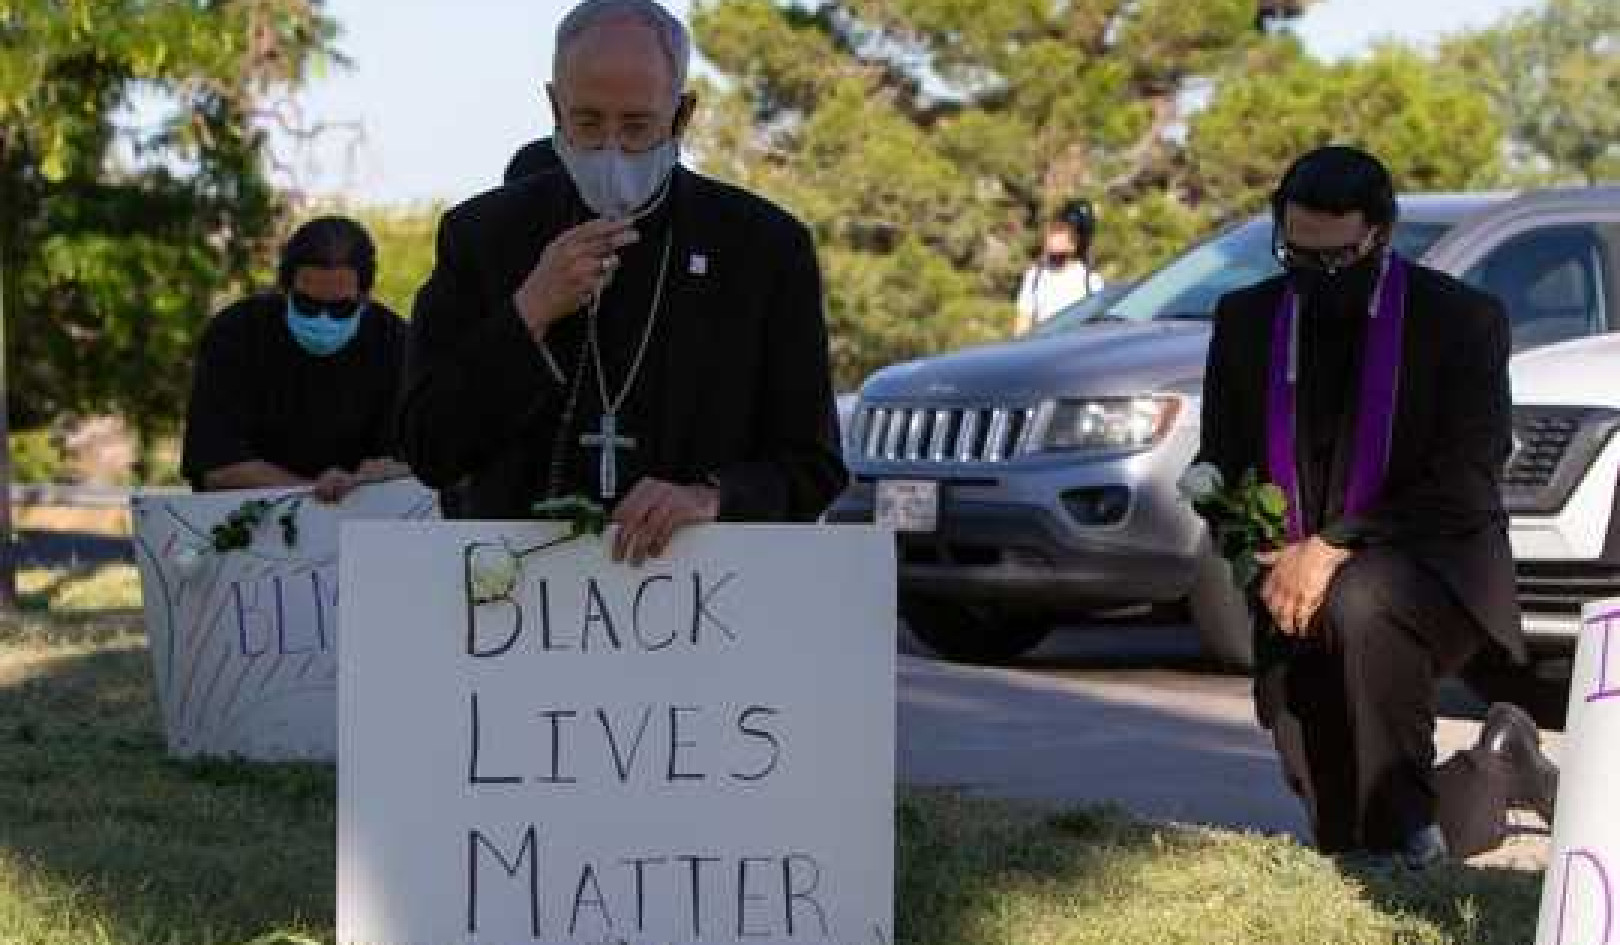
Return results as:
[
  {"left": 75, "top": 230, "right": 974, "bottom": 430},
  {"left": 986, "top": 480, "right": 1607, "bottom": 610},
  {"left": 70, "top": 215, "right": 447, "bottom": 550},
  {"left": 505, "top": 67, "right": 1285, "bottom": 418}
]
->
[
  {"left": 1296, "top": 278, "right": 1375, "bottom": 538},
  {"left": 543, "top": 186, "right": 674, "bottom": 504},
  {"left": 181, "top": 294, "right": 407, "bottom": 489}
]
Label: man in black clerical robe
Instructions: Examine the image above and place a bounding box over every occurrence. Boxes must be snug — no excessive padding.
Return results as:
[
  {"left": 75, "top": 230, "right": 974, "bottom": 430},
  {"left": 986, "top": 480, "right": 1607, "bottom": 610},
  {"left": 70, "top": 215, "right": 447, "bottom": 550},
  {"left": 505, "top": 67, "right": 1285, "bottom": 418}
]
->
[
  {"left": 1194, "top": 147, "right": 1555, "bottom": 866},
  {"left": 183, "top": 216, "right": 408, "bottom": 503},
  {"left": 398, "top": 0, "right": 846, "bottom": 563}
]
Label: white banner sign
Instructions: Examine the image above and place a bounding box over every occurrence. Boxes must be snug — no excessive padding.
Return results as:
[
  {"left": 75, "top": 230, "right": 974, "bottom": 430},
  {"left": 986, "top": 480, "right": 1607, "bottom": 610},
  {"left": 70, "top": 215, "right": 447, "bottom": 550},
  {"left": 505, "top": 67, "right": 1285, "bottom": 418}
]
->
[
  {"left": 1536, "top": 598, "right": 1620, "bottom": 945},
  {"left": 131, "top": 480, "right": 439, "bottom": 760},
  {"left": 338, "top": 522, "right": 895, "bottom": 945}
]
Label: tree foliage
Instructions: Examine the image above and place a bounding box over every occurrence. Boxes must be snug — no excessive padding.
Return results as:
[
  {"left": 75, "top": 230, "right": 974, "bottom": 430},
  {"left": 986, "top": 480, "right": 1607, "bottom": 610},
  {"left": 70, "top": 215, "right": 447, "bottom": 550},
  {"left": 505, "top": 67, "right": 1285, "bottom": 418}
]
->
[
  {"left": 328, "top": 201, "right": 445, "bottom": 318},
  {"left": 687, "top": 0, "right": 1520, "bottom": 389},
  {"left": 1442, "top": 0, "right": 1620, "bottom": 185},
  {"left": 1187, "top": 44, "right": 1504, "bottom": 219},
  {"left": 0, "top": 0, "right": 338, "bottom": 475}
]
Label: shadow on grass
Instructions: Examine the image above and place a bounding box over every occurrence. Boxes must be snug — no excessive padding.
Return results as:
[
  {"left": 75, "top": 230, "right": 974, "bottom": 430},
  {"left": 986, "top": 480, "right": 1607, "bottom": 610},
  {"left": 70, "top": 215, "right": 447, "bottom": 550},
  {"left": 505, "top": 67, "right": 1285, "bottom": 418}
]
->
[
  {"left": 0, "top": 618, "right": 333, "bottom": 945},
  {"left": 1342, "top": 856, "right": 1546, "bottom": 945}
]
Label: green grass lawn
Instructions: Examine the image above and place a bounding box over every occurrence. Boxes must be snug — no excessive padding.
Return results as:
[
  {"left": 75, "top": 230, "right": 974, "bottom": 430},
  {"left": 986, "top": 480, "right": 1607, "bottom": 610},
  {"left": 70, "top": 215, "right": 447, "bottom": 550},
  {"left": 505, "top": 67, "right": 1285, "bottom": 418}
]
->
[
  {"left": 0, "top": 571, "right": 1546, "bottom": 945},
  {"left": 18, "top": 564, "right": 143, "bottom": 614}
]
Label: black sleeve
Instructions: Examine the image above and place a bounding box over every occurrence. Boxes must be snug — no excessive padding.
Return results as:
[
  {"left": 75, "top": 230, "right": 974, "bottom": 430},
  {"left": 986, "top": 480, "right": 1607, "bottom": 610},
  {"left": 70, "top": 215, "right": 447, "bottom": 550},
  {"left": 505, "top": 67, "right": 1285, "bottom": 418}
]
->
[
  {"left": 707, "top": 219, "right": 849, "bottom": 521},
  {"left": 1192, "top": 293, "right": 1245, "bottom": 487},
  {"left": 396, "top": 208, "right": 563, "bottom": 490},
  {"left": 371, "top": 311, "right": 408, "bottom": 459},
  {"left": 180, "top": 309, "right": 259, "bottom": 488},
  {"left": 1320, "top": 292, "right": 1513, "bottom": 547}
]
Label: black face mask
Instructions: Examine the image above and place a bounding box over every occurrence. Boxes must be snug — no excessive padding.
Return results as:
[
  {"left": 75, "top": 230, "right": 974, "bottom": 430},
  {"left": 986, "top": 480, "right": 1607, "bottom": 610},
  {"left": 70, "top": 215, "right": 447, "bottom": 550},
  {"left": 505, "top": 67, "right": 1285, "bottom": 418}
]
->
[{"left": 1284, "top": 244, "right": 1385, "bottom": 300}]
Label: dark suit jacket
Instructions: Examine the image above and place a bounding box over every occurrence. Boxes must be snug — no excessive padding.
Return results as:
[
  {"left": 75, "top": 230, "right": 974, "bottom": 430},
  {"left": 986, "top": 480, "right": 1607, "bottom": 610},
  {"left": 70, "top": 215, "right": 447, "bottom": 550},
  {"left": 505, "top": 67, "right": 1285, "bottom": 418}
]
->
[
  {"left": 398, "top": 166, "right": 848, "bottom": 521},
  {"left": 1195, "top": 263, "right": 1526, "bottom": 664}
]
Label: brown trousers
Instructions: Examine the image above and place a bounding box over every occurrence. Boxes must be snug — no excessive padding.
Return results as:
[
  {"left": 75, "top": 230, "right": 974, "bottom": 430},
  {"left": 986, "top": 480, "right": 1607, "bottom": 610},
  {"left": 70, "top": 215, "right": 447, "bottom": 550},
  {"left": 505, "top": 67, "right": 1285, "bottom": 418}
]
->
[{"left": 1256, "top": 547, "right": 1511, "bottom": 856}]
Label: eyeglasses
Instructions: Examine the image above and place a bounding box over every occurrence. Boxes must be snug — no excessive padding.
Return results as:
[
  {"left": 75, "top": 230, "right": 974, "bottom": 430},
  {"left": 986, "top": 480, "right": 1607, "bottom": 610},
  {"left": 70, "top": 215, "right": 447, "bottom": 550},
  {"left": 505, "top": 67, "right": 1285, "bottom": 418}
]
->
[
  {"left": 1273, "top": 230, "right": 1379, "bottom": 273},
  {"left": 290, "top": 292, "right": 363, "bottom": 320},
  {"left": 563, "top": 125, "right": 670, "bottom": 153},
  {"left": 552, "top": 93, "right": 690, "bottom": 154}
]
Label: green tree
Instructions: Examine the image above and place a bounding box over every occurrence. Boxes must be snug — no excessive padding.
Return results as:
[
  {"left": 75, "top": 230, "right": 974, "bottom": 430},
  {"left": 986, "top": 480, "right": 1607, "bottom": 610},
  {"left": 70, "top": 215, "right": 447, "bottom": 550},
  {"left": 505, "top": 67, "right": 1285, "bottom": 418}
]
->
[
  {"left": 0, "top": 0, "right": 340, "bottom": 474},
  {"left": 1442, "top": 0, "right": 1620, "bottom": 185},
  {"left": 690, "top": 0, "right": 1319, "bottom": 390},
  {"left": 690, "top": 2, "right": 1527, "bottom": 389},
  {"left": 1186, "top": 43, "right": 1505, "bottom": 218},
  {"left": 343, "top": 201, "right": 445, "bottom": 317}
]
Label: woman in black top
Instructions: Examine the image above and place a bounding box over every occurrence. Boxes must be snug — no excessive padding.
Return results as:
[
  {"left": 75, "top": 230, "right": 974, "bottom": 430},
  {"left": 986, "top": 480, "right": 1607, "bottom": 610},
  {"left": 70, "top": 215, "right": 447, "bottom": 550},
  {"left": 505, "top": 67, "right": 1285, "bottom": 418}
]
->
[{"left": 181, "top": 216, "right": 409, "bottom": 501}]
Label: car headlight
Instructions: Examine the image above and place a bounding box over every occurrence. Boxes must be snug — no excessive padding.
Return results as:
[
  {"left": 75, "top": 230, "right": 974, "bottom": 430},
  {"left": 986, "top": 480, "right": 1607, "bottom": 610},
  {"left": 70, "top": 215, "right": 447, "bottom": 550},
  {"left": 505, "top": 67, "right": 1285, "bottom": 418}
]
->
[{"left": 1037, "top": 396, "right": 1181, "bottom": 453}]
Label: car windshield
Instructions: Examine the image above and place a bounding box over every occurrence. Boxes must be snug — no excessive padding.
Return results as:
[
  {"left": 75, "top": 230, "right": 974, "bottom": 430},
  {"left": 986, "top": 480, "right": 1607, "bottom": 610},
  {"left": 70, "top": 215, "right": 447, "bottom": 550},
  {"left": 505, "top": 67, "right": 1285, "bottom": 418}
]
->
[{"left": 1103, "top": 217, "right": 1455, "bottom": 323}]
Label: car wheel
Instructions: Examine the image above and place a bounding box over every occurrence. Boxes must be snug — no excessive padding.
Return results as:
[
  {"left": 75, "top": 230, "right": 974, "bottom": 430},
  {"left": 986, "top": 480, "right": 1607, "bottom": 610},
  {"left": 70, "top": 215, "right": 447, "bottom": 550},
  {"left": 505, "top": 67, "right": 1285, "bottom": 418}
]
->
[
  {"left": 1187, "top": 547, "right": 1255, "bottom": 671},
  {"left": 902, "top": 597, "right": 1051, "bottom": 664}
]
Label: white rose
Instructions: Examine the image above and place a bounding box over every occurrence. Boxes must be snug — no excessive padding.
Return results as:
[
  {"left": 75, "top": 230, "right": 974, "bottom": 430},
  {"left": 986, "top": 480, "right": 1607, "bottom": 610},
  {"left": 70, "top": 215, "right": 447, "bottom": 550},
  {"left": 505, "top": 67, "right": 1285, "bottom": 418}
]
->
[
  {"left": 1177, "top": 462, "right": 1225, "bottom": 503},
  {"left": 468, "top": 543, "right": 522, "bottom": 603},
  {"left": 169, "top": 545, "right": 208, "bottom": 581}
]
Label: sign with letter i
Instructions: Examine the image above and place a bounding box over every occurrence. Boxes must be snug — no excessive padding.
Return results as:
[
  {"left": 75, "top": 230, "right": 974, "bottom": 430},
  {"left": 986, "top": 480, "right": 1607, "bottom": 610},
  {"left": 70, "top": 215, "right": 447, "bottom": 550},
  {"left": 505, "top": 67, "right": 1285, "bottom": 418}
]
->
[{"left": 1535, "top": 599, "right": 1620, "bottom": 945}]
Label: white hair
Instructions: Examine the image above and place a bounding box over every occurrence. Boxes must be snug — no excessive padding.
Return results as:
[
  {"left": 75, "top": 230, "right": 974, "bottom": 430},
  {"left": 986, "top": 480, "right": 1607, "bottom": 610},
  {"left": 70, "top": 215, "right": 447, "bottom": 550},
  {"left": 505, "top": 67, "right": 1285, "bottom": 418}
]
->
[{"left": 554, "top": 0, "right": 691, "bottom": 92}]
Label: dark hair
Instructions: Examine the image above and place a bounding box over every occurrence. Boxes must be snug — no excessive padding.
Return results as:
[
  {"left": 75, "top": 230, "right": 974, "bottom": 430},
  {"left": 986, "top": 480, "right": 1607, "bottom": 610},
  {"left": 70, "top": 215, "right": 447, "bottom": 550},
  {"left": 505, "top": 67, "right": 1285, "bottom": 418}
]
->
[
  {"left": 277, "top": 216, "right": 377, "bottom": 293},
  {"left": 1270, "top": 145, "right": 1398, "bottom": 227},
  {"left": 1057, "top": 198, "right": 1096, "bottom": 239}
]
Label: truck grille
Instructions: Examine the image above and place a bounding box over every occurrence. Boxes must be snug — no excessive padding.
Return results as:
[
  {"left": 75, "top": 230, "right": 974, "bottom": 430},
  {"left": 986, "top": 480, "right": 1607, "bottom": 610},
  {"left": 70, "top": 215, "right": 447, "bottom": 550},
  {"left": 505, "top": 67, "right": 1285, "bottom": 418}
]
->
[
  {"left": 1504, "top": 406, "right": 1620, "bottom": 514},
  {"left": 1506, "top": 411, "right": 1580, "bottom": 491},
  {"left": 855, "top": 405, "right": 1038, "bottom": 465},
  {"left": 1516, "top": 562, "right": 1620, "bottom": 616}
]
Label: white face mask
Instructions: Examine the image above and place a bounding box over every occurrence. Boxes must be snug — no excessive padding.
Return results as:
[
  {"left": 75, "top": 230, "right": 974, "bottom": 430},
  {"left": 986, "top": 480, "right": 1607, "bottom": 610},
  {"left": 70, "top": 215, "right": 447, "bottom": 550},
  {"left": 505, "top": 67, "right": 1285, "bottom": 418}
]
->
[{"left": 553, "top": 133, "right": 680, "bottom": 221}]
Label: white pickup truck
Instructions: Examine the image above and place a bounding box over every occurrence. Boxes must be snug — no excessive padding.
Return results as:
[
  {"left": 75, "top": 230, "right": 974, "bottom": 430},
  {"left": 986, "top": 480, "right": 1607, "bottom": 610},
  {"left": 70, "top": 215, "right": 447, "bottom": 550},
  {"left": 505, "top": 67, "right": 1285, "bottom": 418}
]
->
[{"left": 1488, "top": 333, "right": 1620, "bottom": 722}]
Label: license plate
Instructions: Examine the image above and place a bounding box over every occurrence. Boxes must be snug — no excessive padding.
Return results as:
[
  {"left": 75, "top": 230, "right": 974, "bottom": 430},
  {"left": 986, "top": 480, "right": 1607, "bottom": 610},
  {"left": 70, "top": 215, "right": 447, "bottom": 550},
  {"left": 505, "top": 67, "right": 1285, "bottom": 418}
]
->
[{"left": 875, "top": 479, "right": 939, "bottom": 533}]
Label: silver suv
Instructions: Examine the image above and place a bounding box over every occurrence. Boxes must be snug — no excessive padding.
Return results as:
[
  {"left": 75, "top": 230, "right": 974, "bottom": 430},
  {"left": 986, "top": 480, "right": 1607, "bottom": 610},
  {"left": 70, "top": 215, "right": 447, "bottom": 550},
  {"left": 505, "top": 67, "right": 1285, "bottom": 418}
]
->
[{"left": 828, "top": 188, "right": 1620, "bottom": 666}]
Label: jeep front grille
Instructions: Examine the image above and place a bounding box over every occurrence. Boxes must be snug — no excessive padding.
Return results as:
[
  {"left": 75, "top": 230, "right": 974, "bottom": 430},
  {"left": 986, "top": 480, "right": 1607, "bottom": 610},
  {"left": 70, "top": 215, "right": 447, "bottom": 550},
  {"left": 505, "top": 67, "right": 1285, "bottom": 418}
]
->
[{"left": 857, "top": 405, "right": 1039, "bottom": 464}]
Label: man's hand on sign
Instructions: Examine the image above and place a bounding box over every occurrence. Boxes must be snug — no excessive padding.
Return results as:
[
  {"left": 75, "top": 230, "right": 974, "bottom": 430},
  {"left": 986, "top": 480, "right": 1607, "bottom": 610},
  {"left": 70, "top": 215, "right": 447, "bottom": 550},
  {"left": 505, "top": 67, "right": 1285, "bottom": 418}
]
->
[
  {"left": 513, "top": 219, "right": 640, "bottom": 341},
  {"left": 1258, "top": 536, "right": 1353, "bottom": 637},
  {"left": 611, "top": 477, "right": 721, "bottom": 566},
  {"left": 312, "top": 467, "right": 361, "bottom": 504}
]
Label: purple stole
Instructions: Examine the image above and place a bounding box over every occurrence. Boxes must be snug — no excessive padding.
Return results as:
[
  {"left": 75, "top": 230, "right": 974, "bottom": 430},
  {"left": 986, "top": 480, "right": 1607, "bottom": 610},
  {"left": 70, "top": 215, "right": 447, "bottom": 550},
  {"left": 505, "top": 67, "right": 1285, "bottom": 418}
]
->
[{"left": 1266, "top": 254, "right": 1409, "bottom": 543}]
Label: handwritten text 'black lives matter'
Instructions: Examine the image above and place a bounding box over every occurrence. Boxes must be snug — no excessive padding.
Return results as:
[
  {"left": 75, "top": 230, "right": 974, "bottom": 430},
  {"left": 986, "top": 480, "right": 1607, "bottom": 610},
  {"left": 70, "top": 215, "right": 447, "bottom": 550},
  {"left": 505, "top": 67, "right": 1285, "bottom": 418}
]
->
[{"left": 458, "top": 566, "right": 835, "bottom": 942}]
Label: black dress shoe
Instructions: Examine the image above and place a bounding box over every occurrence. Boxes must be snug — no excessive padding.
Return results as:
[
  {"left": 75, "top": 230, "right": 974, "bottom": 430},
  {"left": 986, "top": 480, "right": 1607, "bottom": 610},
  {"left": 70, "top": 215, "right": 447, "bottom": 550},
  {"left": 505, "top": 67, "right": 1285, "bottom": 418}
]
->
[{"left": 1478, "top": 702, "right": 1558, "bottom": 825}]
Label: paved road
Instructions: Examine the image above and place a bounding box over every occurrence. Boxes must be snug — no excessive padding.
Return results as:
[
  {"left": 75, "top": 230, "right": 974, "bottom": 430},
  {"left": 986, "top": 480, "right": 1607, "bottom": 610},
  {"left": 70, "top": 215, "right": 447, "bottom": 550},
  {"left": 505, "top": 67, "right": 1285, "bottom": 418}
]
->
[
  {"left": 13, "top": 529, "right": 133, "bottom": 569},
  {"left": 900, "top": 623, "right": 1307, "bottom": 834},
  {"left": 899, "top": 620, "right": 1561, "bottom": 867}
]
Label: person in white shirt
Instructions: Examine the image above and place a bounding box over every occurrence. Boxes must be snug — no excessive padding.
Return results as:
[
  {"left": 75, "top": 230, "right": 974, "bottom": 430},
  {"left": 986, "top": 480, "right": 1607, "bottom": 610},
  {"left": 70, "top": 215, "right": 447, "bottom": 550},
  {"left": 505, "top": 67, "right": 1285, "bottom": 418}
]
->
[{"left": 1015, "top": 207, "right": 1104, "bottom": 334}]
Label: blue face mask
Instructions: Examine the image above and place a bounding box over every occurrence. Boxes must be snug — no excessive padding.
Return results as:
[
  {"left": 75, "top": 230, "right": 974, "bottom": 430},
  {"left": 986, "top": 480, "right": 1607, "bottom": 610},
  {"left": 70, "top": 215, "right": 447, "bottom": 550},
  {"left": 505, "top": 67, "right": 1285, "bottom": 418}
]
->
[{"left": 285, "top": 297, "right": 364, "bottom": 357}]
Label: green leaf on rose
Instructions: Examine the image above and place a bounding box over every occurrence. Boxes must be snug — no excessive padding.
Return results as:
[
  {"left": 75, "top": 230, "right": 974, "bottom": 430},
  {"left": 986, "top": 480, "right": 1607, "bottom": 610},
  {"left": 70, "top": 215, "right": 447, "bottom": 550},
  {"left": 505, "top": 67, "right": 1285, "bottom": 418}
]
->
[
  {"left": 532, "top": 496, "right": 608, "bottom": 539},
  {"left": 1257, "top": 484, "right": 1288, "bottom": 518}
]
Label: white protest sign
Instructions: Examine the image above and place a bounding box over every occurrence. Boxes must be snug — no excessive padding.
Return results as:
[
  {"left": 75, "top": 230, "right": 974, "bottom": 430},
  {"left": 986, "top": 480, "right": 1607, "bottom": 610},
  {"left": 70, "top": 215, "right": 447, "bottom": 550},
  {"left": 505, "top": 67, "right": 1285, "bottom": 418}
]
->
[
  {"left": 1536, "top": 598, "right": 1620, "bottom": 945},
  {"left": 131, "top": 480, "right": 439, "bottom": 761},
  {"left": 338, "top": 522, "right": 895, "bottom": 945}
]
